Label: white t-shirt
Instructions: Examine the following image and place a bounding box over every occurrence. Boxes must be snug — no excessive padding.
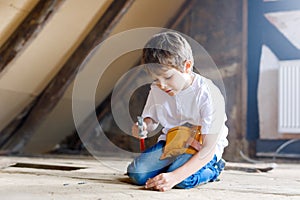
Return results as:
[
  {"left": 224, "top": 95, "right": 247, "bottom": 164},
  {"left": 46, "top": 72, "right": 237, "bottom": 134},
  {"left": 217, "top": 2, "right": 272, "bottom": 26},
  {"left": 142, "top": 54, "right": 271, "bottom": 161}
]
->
[{"left": 142, "top": 73, "right": 228, "bottom": 161}]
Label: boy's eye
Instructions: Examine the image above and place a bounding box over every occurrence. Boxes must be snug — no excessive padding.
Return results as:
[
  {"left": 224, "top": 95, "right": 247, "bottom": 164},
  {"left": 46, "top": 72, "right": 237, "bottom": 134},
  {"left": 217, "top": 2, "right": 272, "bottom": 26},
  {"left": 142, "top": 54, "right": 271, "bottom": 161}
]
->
[{"left": 166, "top": 75, "right": 172, "bottom": 80}]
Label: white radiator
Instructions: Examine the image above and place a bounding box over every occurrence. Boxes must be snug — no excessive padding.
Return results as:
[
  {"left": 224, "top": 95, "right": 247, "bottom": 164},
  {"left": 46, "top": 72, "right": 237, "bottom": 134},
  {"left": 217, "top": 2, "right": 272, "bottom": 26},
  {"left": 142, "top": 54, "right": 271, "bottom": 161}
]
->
[{"left": 278, "top": 60, "right": 300, "bottom": 133}]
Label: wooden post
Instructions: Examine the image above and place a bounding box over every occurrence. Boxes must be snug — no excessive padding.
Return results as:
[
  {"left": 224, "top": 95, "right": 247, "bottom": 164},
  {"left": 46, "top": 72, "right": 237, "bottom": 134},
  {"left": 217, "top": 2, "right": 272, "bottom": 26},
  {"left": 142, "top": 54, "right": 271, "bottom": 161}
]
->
[
  {"left": 0, "top": 0, "right": 65, "bottom": 72},
  {"left": 0, "top": 0, "right": 135, "bottom": 153}
]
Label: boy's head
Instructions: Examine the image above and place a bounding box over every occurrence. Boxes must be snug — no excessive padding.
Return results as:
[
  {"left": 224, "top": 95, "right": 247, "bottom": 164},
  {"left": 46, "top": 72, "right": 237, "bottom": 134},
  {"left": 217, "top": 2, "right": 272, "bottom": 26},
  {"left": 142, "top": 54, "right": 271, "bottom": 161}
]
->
[
  {"left": 142, "top": 31, "right": 195, "bottom": 96},
  {"left": 142, "top": 31, "right": 194, "bottom": 75}
]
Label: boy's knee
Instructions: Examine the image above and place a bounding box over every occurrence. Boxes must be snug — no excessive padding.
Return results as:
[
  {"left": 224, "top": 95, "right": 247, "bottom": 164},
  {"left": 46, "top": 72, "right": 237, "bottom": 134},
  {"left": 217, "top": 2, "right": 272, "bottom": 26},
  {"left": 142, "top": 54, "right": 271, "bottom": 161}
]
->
[
  {"left": 127, "top": 163, "right": 148, "bottom": 185},
  {"left": 127, "top": 172, "right": 148, "bottom": 185}
]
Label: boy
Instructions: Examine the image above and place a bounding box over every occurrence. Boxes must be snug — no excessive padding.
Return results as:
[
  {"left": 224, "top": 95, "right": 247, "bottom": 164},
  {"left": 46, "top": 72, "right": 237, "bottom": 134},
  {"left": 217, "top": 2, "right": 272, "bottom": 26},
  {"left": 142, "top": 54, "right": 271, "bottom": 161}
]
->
[{"left": 127, "top": 31, "right": 228, "bottom": 191}]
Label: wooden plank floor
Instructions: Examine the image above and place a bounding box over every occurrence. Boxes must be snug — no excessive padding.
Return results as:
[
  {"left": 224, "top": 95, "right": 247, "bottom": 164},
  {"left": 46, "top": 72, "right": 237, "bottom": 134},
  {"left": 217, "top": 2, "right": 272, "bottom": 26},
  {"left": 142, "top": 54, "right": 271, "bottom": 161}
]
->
[{"left": 0, "top": 155, "right": 299, "bottom": 200}]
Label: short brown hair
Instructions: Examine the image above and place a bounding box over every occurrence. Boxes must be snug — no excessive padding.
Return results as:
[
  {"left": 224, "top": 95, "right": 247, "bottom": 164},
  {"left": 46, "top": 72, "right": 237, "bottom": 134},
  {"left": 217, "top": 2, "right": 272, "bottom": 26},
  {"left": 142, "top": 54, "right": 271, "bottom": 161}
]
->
[{"left": 142, "top": 31, "right": 194, "bottom": 74}]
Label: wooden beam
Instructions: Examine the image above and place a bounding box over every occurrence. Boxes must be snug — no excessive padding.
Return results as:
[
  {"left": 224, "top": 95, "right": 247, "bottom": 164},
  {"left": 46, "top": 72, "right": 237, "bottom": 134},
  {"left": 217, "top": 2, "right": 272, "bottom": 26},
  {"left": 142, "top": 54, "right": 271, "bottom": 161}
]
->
[
  {"left": 166, "top": 0, "right": 196, "bottom": 29},
  {"left": 0, "top": 0, "right": 65, "bottom": 73},
  {"left": 242, "top": 0, "right": 249, "bottom": 155},
  {"left": 0, "top": 0, "right": 135, "bottom": 153}
]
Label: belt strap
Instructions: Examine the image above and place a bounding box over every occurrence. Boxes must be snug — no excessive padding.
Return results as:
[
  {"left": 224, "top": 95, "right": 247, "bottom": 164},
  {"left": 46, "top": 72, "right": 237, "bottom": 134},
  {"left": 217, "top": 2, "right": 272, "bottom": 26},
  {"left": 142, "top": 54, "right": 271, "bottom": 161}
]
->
[
  {"left": 185, "top": 126, "right": 202, "bottom": 151},
  {"left": 185, "top": 137, "right": 202, "bottom": 151}
]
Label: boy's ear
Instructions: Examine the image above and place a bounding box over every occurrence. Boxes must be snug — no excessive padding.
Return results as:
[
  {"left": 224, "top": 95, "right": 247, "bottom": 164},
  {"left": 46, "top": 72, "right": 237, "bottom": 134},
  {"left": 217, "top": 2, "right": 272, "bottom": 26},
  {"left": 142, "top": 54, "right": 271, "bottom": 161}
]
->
[{"left": 184, "top": 60, "right": 192, "bottom": 73}]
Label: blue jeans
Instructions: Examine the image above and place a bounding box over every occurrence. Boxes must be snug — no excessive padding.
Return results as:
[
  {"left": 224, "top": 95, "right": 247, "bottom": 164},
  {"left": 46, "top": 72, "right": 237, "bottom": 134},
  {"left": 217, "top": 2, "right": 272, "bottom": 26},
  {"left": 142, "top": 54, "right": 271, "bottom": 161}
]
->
[{"left": 127, "top": 141, "right": 222, "bottom": 189}]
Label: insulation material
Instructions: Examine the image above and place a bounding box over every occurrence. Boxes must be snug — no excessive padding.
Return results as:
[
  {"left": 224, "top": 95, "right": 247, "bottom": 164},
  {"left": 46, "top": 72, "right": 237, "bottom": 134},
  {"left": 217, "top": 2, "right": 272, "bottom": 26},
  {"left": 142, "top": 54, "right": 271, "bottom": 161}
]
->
[{"left": 258, "top": 45, "right": 280, "bottom": 139}]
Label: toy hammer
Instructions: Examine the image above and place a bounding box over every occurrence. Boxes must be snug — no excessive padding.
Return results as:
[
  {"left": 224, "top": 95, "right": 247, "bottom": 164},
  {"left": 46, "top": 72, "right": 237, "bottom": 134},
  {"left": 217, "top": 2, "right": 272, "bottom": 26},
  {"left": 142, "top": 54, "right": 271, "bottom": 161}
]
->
[{"left": 137, "top": 116, "right": 146, "bottom": 152}]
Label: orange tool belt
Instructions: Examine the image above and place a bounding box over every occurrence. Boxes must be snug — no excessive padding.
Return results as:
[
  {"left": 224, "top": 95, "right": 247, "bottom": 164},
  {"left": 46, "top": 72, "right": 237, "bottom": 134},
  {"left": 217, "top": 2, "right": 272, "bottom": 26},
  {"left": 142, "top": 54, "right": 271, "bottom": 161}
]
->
[{"left": 160, "top": 126, "right": 203, "bottom": 160}]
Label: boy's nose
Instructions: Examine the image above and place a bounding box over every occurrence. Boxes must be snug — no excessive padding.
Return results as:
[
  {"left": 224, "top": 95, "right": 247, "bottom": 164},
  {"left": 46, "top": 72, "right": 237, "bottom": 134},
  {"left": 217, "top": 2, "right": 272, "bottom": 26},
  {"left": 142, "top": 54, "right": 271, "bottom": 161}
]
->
[{"left": 157, "top": 81, "right": 167, "bottom": 89}]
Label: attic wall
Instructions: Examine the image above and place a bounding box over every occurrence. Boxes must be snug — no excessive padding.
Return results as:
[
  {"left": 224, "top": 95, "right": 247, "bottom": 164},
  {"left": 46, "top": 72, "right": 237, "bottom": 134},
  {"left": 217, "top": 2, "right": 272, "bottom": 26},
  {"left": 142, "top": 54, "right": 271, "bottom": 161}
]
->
[
  {"left": 50, "top": 0, "right": 247, "bottom": 161},
  {"left": 175, "top": 0, "right": 247, "bottom": 161},
  {"left": 69, "top": 0, "right": 248, "bottom": 161},
  {"left": 0, "top": 0, "right": 247, "bottom": 161},
  {"left": 22, "top": 0, "right": 186, "bottom": 153}
]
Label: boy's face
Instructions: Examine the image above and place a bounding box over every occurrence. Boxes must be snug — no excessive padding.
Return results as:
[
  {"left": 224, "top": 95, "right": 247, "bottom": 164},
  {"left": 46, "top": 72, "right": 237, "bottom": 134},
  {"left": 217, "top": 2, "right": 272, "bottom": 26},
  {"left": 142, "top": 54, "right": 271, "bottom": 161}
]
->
[{"left": 150, "top": 66, "right": 192, "bottom": 96}]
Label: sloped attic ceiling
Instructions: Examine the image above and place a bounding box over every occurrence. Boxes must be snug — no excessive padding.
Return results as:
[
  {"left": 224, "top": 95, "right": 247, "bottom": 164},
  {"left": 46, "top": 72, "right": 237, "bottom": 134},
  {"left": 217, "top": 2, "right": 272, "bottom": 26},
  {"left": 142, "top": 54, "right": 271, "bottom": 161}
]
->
[{"left": 0, "top": 0, "right": 188, "bottom": 153}]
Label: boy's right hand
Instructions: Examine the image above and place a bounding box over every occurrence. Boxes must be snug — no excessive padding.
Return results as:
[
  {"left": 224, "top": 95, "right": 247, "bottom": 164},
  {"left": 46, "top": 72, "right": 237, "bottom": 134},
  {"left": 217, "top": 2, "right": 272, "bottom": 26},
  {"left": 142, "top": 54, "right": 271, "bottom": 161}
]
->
[{"left": 132, "top": 122, "right": 148, "bottom": 139}]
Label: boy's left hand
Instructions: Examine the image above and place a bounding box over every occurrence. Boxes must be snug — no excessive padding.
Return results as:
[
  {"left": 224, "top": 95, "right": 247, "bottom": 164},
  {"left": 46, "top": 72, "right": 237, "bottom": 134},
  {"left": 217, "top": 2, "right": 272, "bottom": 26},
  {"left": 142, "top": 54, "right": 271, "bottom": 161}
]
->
[{"left": 145, "top": 172, "right": 179, "bottom": 192}]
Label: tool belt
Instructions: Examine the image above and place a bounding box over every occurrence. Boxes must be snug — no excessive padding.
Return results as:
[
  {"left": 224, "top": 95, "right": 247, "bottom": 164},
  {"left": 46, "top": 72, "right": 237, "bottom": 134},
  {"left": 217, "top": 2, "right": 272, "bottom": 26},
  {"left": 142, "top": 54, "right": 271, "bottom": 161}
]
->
[{"left": 160, "top": 126, "right": 203, "bottom": 160}]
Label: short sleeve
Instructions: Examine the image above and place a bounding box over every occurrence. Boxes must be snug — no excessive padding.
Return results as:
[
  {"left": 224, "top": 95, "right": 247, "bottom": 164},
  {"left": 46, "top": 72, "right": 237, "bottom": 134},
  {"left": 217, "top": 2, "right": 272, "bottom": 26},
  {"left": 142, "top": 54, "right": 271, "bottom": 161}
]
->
[
  {"left": 198, "top": 82, "right": 213, "bottom": 134},
  {"left": 141, "top": 87, "right": 159, "bottom": 123},
  {"left": 202, "top": 78, "right": 226, "bottom": 135}
]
